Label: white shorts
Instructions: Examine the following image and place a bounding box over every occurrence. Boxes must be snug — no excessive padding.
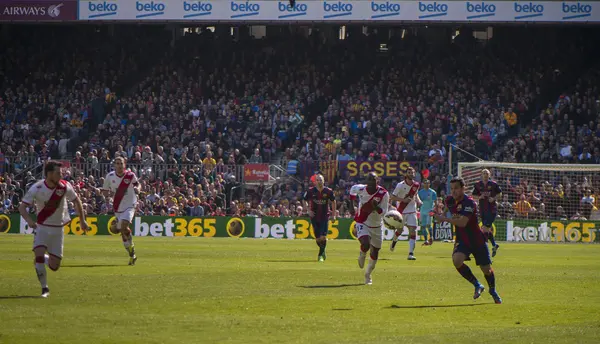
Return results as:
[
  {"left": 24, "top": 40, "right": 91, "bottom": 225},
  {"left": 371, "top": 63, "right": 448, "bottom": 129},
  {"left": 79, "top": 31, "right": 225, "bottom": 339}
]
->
[
  {"left": 32, "top": 225, "right": 64, "bottom": 259},
  {"left": 356, "top": 223, "right": 383, "bottom": 248},
  {"left": 116, "top": 207, "right": 135, "bottom": 225},
  {"left": 403, "top": 213, "right": 418, "bottom": 228}
]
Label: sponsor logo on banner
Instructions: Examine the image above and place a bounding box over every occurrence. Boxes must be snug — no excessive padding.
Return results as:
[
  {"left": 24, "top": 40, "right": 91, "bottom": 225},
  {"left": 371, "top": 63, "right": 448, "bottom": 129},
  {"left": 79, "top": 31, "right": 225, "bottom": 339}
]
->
[
  {"left": 371, "top": 1, "right": 401, "bottom": 19},
  {"left": 466, "top": 1, "right": 496, "bottom": 19},
  {"left": 135, "top": 0, "right": 166, "bottom": 18},
  {"left": 0, "top": 214, "right": 12, "bottom": 233},
  {"left": 278, "top": 1, "right": 307, "bottom": 18},
  {"left": 0, "top": 0, "right": 77, "bottom": 21},
  {"left": 183, "top": 1, "right": 212, "bottom": 18},
  {"left": 513, "top": 2, "right": 544, "bottom": 20},
  {"left": 87, "top": 0, "right": 119, "bottom": 18},
  {"left": 244, "top": 163, "right": 269, "bottom": 182},
  {"left": 134, "top": 217, "right": 216, "bottom": 237},
  {"left": 562, "top": 2, "right": 592, "bottom": 20},
  {"left": 433, "top": 221, "right": 453, "bottom": 241},
  {"left": 323, "top": 1, "right": 353, "bottom": 18},
  {"left": 418, "top": 1, "right": 448, "bottom": 18},
  {"left": 506, "top": 220, "right": 597, "bottom": 243},
  {"left": 230, "top": 1, "right": 260, "bottom": 18},
  {"left": 339, "top": 160, "right": 412, "bottom": 179}
]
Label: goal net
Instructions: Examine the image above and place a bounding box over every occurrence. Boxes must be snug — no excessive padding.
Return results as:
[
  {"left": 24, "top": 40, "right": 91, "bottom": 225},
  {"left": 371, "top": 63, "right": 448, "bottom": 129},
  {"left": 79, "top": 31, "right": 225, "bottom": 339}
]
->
[{"left": 457, "top": 161, "right": 600, "bottom": 243}]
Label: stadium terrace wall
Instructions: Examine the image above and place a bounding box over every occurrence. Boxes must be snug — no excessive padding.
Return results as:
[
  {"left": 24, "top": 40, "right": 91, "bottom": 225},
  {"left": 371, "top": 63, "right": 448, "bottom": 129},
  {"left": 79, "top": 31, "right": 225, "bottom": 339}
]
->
[{"left": 1, "top": 214, "right": 599, "bottom": 243}]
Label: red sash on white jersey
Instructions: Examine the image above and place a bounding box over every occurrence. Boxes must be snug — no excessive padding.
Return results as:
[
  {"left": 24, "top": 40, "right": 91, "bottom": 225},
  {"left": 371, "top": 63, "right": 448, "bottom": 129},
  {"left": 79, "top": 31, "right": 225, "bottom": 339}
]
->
[
  {"left": 37, "top": 180, "right": 67, "bottom": 225},
  {"left": 397, "top": 181, "right": 420, "bottom": 213},
  {"left": 113, "top": 172, "right": 134, "bottom": 212},
  {"left": 355, "top": 186, "right": 386, "bottom": 223}
]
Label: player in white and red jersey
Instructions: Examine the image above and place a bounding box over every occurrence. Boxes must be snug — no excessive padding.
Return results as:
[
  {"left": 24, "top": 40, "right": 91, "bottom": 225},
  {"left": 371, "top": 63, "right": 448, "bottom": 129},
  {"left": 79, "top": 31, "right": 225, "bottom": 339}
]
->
[
  {"left": 102, "top": 157, "right": 140, "bottom": 265},
  {"left": 18, "top": 161, "right": 89, "bottom": 298},
  {"left": 349, "top": 172, "right": 389, "bottom": 285},
  {"left": 390, "top": 167, "right": 422, "bottom": 260}
]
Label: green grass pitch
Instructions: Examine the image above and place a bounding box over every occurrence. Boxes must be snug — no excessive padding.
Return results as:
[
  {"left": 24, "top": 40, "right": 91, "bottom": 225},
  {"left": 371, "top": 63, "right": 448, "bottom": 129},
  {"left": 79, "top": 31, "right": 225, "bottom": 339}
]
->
[{"left": 1, "top": 235, "right": 600, "bottom": 344}]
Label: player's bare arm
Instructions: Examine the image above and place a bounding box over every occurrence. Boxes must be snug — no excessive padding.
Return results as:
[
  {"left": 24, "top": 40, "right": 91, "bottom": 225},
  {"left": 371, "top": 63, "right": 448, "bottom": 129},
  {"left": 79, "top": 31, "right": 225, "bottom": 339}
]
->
[
  {"left": 73, "top": 196, "right": 89, "bottom": 232},
  {"left": 415, "top": 193, "right": 423, "bottom": 207},
  {"left": 348, "top": 197, "right": 356, "bottom": 215},
  {"left": 331, "top": 200, "right": 337, "bottom": 220},
  {"left": 18, "top": 202, "right": 37, "bottom": 229},
  {"left": 133, "top": 183, "right": 141, "bottom": 195},
  {"left": 433, "top": 213, "right": 469, "bottom": 228},
  {"left": 370, "top": 199, "right": 383, "bottom": 214},
  {"left": 489, "top": 192, "right": 502, "bottom": 203}
]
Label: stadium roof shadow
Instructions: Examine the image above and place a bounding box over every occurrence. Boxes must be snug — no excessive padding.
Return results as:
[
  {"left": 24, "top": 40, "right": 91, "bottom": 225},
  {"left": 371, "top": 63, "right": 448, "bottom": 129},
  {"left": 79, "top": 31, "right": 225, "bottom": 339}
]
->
[
  {"left": 265, "top": 260, "right": 317, "bottom": 263},
  {"left": 61, "top": 264, "right": 123, "bottom": 268},
  {"left": 386, "top": 303, "right": 491, "bottom": 309},
  {"left": 298, "top": 284, "right": 364, "bottom": 289}
]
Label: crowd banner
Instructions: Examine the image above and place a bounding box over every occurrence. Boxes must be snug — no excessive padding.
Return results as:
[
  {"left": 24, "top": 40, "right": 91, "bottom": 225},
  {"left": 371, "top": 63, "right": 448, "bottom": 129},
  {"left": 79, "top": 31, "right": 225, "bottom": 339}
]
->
[
  {"left": 1, "top": 0, "right": 78, "bottom": 21},
  {"left": 75, "top": 1, "right": 600, "bottom": 23},
  {"left": 243, "top": 163, "right": 270, "bottom": 182},
  {"left": 2, "top": 214, "right": 599, "bottom": 243}
]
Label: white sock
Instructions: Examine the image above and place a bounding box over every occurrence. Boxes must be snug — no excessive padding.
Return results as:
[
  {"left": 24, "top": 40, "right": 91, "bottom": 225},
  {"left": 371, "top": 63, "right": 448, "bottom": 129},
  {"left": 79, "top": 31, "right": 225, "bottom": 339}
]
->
[
  {"left": 366, "top": 257, "right": 377, "bottom": 274},
  {"left": 35, "top": 263, "right": 48, "bottom": 289},
  {"left": 409, "top": 239, "right": 416, "bottom": 254},
  {"left": 44, "top": 254, "right": 49, "bottom": 265}
]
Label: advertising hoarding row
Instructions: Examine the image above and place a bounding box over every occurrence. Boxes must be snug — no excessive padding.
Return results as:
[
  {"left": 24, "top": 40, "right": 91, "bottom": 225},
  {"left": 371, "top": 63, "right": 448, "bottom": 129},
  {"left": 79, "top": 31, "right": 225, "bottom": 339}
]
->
[
  {"left": 2, "top": 1, "right": 600, "bottom": 23},
  {"left": 2, "top": 214, "right": 599, "bottom": 243}
]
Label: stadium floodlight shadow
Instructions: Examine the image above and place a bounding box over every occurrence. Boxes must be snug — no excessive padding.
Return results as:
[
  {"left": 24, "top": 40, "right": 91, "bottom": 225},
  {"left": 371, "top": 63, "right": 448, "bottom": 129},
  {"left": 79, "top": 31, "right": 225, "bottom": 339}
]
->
[
  {"left": 61, "top": 264, "right": 123, "bottom": 268},
  {"left": 0, "top": 295, "right": 40, "bottom": 299},
  {"left": 386, "top": 303, "right": 491, "bottom": 309},
  {"left": 298, "top": 283, "right": 364, "bottom": 289}
]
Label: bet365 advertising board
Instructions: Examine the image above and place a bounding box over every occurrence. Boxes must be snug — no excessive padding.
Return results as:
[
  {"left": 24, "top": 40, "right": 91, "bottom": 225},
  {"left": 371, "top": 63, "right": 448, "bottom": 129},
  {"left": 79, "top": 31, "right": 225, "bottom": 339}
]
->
[
  {"left": 76, "top": 1, "right": 600, "bottom": 23},
  {"left": 1, "top": 214, "right": 599, "bottom": 243}
]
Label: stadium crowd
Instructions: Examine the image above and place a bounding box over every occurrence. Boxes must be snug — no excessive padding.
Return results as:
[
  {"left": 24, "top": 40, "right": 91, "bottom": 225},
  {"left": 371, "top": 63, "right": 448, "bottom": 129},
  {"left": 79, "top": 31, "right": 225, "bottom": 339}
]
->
[{"left": 1, "top": 25, "right": 600, "bottom": 221}]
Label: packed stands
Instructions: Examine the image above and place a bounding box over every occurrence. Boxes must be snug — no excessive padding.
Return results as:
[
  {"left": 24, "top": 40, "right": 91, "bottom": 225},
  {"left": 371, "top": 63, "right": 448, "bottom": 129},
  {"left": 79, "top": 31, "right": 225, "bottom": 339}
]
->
[{"left": 1, "top": 24, "right": 600, "bottom": 221}]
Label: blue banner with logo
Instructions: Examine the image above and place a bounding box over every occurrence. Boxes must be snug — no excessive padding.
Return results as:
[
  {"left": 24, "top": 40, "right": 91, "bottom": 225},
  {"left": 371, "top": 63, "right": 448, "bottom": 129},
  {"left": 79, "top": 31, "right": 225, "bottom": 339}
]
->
[
  {"left": 76, "top": 1, "right": 600, "bottom": 23},
  {"left": 79, "top": 0, "right": 600, "bottom": 23}
]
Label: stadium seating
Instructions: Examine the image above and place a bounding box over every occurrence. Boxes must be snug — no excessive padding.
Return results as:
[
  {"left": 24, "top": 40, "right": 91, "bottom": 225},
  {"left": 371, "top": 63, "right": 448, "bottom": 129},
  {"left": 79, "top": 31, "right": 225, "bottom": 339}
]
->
[{"left": 1, "top": 25, "right": 599, "bottom": 220}]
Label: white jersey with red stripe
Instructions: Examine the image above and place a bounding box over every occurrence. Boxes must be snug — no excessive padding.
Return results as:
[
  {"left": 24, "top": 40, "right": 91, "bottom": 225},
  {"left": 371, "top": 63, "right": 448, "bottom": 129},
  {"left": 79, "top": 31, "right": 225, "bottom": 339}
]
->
[
  {"left": 393, "top": 179, "right": 420, "bottom": 214},
  {"left": 102, "top": 170, "right": 139, "bottom": 212},
  {"left": 349, "top": 184, "right": 389, "bottom": 228},
  {"left": 22, "top": 180, "right": 77, "bottom": 227}
]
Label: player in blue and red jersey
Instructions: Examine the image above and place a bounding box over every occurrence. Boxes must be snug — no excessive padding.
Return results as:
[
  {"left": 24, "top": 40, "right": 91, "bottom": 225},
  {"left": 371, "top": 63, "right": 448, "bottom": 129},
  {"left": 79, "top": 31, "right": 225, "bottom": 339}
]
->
[
  {"left": 433, "top": 177, "right": 502, "bottom": 304},
  {"left": 303, "top": 174, "right": 336, "bottom": 262},
  {"left": 472, "top": 169, "right": 502, "bottom": 257}
]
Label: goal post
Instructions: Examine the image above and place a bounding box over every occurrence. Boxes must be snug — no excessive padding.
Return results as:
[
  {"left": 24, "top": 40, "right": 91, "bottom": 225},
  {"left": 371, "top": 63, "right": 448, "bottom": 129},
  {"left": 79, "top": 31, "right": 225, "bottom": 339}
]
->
[{"left": 457, "top": 161, "right": 600, "bottom": 243}]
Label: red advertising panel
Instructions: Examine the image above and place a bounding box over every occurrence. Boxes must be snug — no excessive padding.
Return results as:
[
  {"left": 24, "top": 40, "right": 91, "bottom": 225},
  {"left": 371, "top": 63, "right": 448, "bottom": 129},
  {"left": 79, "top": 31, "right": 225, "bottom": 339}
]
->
[
  {"left": 244, "top": 164, "right": 269, "bottom": 182},
  {"left": 0, "top": 1, "right": 78, "bottom": 21}
]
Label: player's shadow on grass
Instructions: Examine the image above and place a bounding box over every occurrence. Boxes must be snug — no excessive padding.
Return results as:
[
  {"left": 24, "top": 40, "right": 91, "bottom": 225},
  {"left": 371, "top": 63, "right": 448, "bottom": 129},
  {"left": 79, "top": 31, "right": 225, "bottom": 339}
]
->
[
  {"left": 61, "top": 264, "right": 122, "bottom": 268},
  {"left": 299, "top": 283, "right": 364, "bottom": 289},
  {"left": 386, "top": 303, "right": 490, "bottom": 309},
  {"left": 0, "top": 295, "right": 40, "bottom": 299}
]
